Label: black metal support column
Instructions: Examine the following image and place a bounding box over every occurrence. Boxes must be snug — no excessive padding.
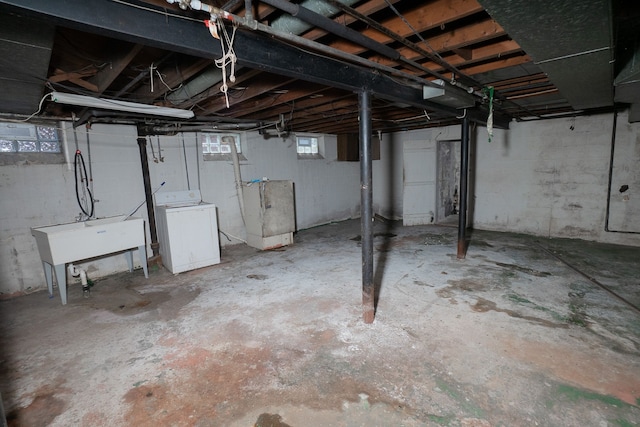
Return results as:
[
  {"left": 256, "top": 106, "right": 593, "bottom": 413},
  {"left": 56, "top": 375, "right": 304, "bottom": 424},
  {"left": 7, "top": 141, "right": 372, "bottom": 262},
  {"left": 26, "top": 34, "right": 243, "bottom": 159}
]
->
[
  {"left": 359, "top": 90, "right": 374, "bottom": 323},
  {"left": 457, "top": 115, "right": 470, "bottom": 259},
  {"left": 136, "top": 130, "right": 162, "bottom": 267}
]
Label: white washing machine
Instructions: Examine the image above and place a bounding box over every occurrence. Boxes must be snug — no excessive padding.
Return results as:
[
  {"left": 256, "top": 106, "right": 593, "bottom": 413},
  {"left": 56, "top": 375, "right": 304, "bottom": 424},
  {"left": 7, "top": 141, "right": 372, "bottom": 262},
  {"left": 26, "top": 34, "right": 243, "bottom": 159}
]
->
[{"left": 154, "top": 190, "right": 220, "bottom": 274}]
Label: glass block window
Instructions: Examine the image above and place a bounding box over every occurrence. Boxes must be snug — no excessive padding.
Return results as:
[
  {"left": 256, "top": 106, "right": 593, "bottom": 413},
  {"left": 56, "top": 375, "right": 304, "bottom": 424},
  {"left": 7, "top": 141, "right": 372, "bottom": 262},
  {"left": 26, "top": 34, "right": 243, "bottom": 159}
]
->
[
  {"left": 0, "top": 122, "right": 61, "bottom": 153},
  {"left": 201, "top": 132, "right": 241, "bottom": 154},
  {"left": 296, "top": 134, "right": 324, "bottom": 159},
  {"left": 296, "top": 136, "right": 318, "bottom": 154}
]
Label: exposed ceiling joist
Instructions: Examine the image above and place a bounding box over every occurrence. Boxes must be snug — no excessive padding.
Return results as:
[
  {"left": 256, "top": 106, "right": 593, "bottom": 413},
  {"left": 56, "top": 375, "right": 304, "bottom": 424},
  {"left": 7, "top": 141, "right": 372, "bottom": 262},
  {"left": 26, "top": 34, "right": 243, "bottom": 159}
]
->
[{"left": 0, "top": 0, "right": 508, "bottom": 128}]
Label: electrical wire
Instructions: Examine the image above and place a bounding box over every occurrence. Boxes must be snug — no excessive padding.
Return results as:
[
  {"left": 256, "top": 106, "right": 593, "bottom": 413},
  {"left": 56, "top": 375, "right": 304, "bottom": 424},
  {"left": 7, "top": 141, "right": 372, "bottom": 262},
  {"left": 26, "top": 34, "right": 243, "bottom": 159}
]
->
[
  {"left": 181, "top": 133, "right": 191, "bottom": 189},
  {"left": 74, "top": 149, "right": 95, "bottom": 218},
  {"left": 17, "top": 93, "right": 53, "bottom": 122}
]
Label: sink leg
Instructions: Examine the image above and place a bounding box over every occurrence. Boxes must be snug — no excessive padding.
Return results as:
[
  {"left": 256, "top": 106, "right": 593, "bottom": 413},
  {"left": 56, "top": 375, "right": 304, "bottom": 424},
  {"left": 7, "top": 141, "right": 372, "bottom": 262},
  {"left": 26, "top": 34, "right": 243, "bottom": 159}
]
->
[
  {"left": 53, "top": 264, "right": 67, "bottom": 305},
  {"left": 43, "top": 262, "right": 54, "bottom": 298},
  {"left": 125, "top": 250, "right": 134, "bottom": 273},
  {"left": 138, "top": 245, "right": 149, "bottom": 278}
]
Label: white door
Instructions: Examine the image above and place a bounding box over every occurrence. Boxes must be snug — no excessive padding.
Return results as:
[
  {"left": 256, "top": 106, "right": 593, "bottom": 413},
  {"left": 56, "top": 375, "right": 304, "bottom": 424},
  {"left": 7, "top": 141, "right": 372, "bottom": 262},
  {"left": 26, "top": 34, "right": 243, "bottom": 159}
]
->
[{"left": 403, "top": 140, "right": 436, "bottom": 226}]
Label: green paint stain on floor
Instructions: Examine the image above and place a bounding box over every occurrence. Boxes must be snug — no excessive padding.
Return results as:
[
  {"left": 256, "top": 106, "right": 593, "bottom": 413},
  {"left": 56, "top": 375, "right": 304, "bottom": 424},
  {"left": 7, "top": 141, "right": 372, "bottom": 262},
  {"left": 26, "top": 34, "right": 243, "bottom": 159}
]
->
[
  {"left": 610, "top": 418, "right": 636, "bottom": 427},
  {"left": 427, "top": 414, "right": 454, "bottom": 425},
  {"left": 505, "top": 292, "right": 586, "bottom": 326},
  {"left": 505, "top": 293, "right": 560, "bottom": 317},
  {"left": 556, "top": 384, "right": 626, "bottom": 407},
  {"left": 435, "top": 379, "right": 485, "bottom": 418},
  {"left": 506, "top": 293, "right": 531, "bottom": 304}
]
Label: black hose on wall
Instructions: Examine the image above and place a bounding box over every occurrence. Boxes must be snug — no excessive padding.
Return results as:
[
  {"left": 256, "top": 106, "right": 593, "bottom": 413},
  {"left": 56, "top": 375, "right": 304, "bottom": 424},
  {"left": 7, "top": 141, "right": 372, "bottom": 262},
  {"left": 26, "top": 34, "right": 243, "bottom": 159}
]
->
[{"left": 74, "top": 150, "right": 94, "bottom": 218}]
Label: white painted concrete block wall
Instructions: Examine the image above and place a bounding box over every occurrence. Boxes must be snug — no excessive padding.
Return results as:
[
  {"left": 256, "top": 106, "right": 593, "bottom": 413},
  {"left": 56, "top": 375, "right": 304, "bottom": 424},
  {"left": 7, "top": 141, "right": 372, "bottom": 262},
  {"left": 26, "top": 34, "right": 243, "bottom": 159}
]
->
[
  {"left": 0, "top": 125, "right": 361, "bottom": 297},
  {"left": 4, "top": 112, "right": 638, "bottom": 298},
  {"left": 1, "top": 123, "right": 147, "bottom": 297},
  {"left": 377, "top": 113, "right": 639, "bottom": 247},
  {"left": 472, "top": 111, "right": 640, "bottom": 246}
]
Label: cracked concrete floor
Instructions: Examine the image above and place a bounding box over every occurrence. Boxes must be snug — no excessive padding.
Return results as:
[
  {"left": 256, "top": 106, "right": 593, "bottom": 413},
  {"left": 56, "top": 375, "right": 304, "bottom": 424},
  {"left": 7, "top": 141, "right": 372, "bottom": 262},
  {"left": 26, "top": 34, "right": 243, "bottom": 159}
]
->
[{"left": 1, "top": 219, "right": 639, "bottom": 426}]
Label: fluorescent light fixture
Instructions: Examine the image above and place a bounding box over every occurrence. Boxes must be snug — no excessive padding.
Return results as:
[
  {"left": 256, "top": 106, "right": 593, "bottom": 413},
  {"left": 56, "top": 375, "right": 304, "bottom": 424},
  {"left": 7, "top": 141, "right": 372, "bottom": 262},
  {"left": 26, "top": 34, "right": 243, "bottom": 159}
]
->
[
  {"left": 50, "top": 91, "right": 195, "bottom": 119},
  {"left": 423, "top": 79, "right": 475, "bottom": 109}
]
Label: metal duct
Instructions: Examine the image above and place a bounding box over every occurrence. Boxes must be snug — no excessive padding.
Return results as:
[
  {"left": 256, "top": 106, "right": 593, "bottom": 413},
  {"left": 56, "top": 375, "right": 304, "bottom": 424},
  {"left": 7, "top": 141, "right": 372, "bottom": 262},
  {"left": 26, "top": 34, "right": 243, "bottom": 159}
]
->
[
  {"left": 263, "top": 0, "right": 399, "bottom": 60},
  {"left": 167, "top": 66, "right": 222, "bottom": 104},
  {"left": 613, "top": 14, "right": 640, "bottom": 122},
  {"left": 478, "top": 0, "right": 614, "bottom": 110},
  {"left": 0, "top": 12, "right": 54, "bottom": 114},
  {"left": 270, "top": 0, "right": 359, "bottom": 35},
  {"left": 167, "top": 0, "right": 357, "bottom": 109}
]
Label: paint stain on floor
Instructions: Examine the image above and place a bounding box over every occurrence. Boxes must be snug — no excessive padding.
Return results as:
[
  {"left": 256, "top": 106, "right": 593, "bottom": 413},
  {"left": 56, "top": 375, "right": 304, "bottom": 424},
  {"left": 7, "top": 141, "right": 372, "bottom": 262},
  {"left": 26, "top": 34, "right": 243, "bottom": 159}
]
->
[
  {"left": 254, "top": 413, "right": 292, "bottom": 427},
  {"left": 6, "top": 384, "right": 66, "bottom": 427},
  {"left": 472, "top": 297, "right": 568, "bottom": 329}
]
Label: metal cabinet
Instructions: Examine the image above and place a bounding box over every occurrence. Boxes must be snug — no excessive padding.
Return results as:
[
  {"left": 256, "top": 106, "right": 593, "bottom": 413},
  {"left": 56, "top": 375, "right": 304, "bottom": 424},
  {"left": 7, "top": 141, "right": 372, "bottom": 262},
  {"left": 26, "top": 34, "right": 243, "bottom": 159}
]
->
[{"left": 242, "top": 180, "right": 295, "bottom": 250}]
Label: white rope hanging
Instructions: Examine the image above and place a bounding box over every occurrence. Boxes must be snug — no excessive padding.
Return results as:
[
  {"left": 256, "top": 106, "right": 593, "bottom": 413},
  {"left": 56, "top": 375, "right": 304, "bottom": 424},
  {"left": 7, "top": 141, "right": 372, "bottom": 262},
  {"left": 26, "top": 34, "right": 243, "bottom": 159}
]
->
[{"left": 207, "top": 17, "right": 238, "bottom": 109}]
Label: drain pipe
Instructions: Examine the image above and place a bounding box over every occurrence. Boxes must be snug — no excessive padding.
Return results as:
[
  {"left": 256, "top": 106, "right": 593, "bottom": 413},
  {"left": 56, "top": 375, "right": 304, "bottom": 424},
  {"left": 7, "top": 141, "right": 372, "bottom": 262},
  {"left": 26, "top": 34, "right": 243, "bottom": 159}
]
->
[
  {"left": 229, "top": 135, "right": 246, "bottom": 223},
  {"left": 68, "top": 264, "right": 90, "bottom": 297},
  {"left": 457, "top": 115, "right": 470, "bottom": 259},
  {"left": 359, "top": 90, "right": 375, "bottom": 324},
  {"left": 136, "top": 127, "right": 162, "bottom": 267}
]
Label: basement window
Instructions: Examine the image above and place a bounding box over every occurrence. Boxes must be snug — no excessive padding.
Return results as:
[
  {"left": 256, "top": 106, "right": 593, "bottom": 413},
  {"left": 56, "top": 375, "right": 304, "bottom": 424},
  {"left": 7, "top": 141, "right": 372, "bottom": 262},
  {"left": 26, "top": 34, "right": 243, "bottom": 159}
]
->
[
  {"left": 296, "top": 134, "right": 324, "bottom": 159},
  {"left": 0, "top": 122, "right": 61, "bottom": 153},
  {"left": 0, "top": 121, "right": 64, "bottom": 165},
  {"left": 201, "top": 132, "right": 245, "bottom": 161}
]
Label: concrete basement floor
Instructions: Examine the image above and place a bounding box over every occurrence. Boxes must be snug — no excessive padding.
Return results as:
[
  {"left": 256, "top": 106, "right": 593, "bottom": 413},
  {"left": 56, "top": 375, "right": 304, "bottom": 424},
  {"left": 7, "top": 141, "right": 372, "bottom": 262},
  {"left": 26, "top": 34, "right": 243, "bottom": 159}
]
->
[{"left": 1, "top": 219, "right": 640, "bottom": 427}]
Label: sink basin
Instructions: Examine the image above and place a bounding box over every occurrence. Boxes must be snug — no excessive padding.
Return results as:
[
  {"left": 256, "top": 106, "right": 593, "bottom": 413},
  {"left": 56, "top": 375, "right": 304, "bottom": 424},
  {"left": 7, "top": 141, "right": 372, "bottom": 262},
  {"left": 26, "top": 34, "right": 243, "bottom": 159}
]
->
[{"left": 32, "top": 216, "right": 148, "bottom": 305}]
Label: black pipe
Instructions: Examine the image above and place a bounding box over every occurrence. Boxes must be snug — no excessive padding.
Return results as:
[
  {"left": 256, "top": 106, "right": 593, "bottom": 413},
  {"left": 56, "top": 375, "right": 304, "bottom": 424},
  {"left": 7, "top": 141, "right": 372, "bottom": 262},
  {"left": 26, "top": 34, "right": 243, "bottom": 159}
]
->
[
  {"left": 457, "top": 114, "right": 470, "bottom": 259},
  {"left": 261, "top": 0, "right": 400, "bottom": 61},
  {"left": 136, "top": 129, "right": 161, "bottom": 263},
  {"left": 359, "top": 90, "right": 375, "bottom": 323},
  {"left": 604, "top": 109, "right": 639, "bottom": 234},
  {"left": 534, "top": 242, "right": 640, "bottom": 314}
]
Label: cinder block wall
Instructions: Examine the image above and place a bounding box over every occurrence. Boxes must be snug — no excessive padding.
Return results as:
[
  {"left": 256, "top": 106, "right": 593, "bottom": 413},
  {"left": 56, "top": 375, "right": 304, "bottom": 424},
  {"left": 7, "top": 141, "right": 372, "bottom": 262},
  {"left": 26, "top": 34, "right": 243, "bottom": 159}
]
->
[{"left": 0, "top": 124, "right": 360, "bottom": 297}]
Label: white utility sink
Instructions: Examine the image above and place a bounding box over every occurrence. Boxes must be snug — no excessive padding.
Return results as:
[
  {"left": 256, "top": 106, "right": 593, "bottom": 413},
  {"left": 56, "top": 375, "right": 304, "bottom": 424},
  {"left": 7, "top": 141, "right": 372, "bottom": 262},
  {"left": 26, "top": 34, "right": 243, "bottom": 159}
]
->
[{"left": 31, "top": 215, "right": 148, "bottom": 305}]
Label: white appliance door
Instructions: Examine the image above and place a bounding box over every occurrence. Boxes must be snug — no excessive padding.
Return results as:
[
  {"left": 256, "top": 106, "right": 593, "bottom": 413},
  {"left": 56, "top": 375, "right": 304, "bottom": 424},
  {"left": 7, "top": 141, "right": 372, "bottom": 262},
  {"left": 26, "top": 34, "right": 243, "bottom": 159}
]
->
[{"left": 163, "top": 205, "right": 220, "bottom": 273}]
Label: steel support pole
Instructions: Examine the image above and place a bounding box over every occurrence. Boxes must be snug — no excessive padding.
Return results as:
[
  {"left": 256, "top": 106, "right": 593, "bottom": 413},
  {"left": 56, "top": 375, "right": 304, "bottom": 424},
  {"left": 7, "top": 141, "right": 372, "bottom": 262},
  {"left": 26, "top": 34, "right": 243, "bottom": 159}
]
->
[
  {"left": 136, "top": 132, "right": 162, "bottom": 266},
  {"left": 457, "top": 115, "right": 470, "bottom": 259},
  {"left": 359, "top": 90, "right": 374, "bottom": 323}
]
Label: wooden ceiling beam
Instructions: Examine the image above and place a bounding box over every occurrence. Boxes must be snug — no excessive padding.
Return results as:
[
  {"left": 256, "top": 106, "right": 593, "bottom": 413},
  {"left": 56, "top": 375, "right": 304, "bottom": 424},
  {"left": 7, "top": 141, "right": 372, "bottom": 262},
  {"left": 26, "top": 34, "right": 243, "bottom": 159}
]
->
[
  {"left": 328, "top": 0, "right": 484, "bottom": 54},
  {"left": 89, "top": 43, "right": 143, "bottom": 95},
  {"left": 201, "top": 74, "right": 297, "bottom": 114},
  {"left": 134, "top": 58, "right": 212, "bottom": 101},
  {"left": 371, "top": 19, "right": 507, "bottom": 69},
  {"left": 423, "top": 40, "right": 522, "bottom": 70},
  {"left": 491, "top": 73, "right": 548, "bottom": 89},
  {"left": 455, "top": 54, "right": 531, "bottom": 75},
  {"left": 49, "top": 68, "right": 99, "bottom": 92},
  {"left": 228, "top": 86, "right": 331, "bottom": 118},
  {"left": 245, "top": 90, "right": 352, "bottom": 121}
]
